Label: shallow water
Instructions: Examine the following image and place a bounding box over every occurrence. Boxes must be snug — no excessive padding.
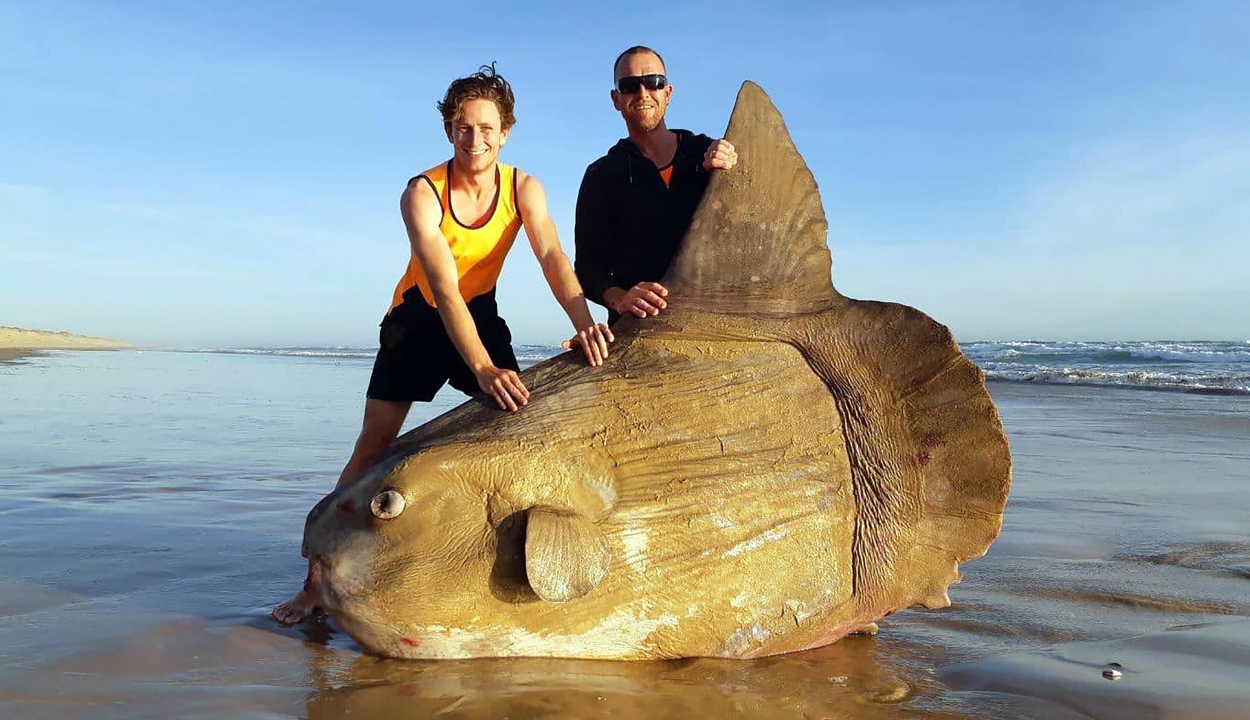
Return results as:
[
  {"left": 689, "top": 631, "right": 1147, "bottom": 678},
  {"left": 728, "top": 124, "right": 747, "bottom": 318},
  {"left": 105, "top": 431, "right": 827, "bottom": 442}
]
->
[{"left": 1, "top": 350, "right": 1248, "bottom": 719}]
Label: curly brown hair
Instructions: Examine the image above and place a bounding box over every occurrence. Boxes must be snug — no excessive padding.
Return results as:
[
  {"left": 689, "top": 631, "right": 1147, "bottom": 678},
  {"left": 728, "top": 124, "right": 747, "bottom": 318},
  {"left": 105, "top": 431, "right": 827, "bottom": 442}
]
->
[{"left": 437, "top": 62, "right": 517, "bottom": 130}]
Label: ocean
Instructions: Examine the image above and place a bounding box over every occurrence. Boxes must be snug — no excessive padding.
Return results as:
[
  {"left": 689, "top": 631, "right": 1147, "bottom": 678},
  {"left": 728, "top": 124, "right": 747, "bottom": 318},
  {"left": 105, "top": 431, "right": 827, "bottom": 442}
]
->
[
  {"left": 1, "top": 345, "right": 1248, "bottom": 719},
  {"left": 186, "top": 339, "right": 1250, "bottom": 394},
  {"left": 964, "top": 340, "right": 1250, "bottom": 394}
]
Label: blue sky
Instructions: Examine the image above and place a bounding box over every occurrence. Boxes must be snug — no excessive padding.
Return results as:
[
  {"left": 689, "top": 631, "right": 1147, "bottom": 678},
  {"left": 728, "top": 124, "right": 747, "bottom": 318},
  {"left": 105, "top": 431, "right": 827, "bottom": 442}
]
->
[{"left": 2, "top": 0, "right": 1247, "bottom": 347}]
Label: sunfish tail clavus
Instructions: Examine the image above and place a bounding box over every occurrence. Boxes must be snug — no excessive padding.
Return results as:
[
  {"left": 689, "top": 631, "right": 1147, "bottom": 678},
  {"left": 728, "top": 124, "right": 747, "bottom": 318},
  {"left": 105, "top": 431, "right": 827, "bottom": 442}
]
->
[{"left": 300, "top": 81, "right": 1012, "bottom": 660}]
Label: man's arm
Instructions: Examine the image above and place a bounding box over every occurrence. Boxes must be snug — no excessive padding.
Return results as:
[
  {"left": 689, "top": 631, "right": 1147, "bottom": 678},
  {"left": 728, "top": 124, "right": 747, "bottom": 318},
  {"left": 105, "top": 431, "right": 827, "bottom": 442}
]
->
[
  {"left": 603, "top": 136, "right": 737, "bottom": 317},
  {"left": 572, "top": 164, "right": 617, "bottom": 309},
  {"left": 517, "top": 173, "right": 613, "bottom": 366},
  {"left": 401, "top": 178, "right": 528, "bottom": 411},
  {"left": 573, "top": 164, "right": 669, "bottom": 319}
]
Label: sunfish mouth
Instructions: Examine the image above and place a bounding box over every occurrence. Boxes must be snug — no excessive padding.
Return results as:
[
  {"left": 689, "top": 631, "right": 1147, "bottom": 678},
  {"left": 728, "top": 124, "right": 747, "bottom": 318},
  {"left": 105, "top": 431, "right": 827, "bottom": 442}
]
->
[{"left": 302, "top": 556, "right": 333, "bottom": 609}]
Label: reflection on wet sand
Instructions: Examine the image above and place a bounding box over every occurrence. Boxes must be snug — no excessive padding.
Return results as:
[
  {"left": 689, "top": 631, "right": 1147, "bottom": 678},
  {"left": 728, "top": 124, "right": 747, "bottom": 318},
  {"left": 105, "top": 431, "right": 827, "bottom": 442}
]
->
[
  {"left": 304, "top": 635, "right": 942, "bottom": 720},
  {"left": 2, "top": 581, "right": 1055, "bottom": 720}
]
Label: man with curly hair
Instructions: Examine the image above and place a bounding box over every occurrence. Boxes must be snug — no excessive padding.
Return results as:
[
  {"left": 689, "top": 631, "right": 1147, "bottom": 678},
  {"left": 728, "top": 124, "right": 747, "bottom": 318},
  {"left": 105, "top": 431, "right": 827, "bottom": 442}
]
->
[{"left": 273, "top": 64, "right": 613, "bottom": 625}]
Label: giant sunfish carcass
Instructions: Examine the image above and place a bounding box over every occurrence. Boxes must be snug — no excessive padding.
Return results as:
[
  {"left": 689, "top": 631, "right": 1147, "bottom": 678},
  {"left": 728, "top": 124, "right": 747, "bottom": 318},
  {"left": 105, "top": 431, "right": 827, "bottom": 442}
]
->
[{"left": 300, "top": 82, "right": 1012, "bottom": 660}]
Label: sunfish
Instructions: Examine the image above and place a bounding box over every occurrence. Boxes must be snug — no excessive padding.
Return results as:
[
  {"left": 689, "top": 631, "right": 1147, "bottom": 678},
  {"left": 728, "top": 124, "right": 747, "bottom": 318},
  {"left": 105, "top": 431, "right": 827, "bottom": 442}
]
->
[{"left": 300, "top": 82, "right": 1012, "bottom": 660}]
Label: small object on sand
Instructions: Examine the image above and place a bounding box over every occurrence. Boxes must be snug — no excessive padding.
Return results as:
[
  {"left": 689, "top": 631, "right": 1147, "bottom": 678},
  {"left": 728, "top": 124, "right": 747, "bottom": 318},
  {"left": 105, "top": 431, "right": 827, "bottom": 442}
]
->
[{"left": 1102, "top": 668, "right": 1123, "bottom": 680}]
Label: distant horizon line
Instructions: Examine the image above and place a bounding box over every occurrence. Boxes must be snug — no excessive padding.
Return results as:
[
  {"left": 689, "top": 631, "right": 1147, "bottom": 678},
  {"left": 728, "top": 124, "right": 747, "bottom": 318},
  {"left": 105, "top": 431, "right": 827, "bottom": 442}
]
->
[
  {"left": 6, "top": 327, "right": 1248, "bottom": 350},
  {"left": 142, "top": 338, "right": 1250, "bottom": 350}
]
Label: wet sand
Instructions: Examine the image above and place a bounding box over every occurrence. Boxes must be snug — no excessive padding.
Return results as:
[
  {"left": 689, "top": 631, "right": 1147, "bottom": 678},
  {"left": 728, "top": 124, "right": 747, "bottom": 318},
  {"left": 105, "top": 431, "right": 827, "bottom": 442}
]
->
[
  {"left": 1, "top": 352, "right": 1247, "bottom": 719},
  {"left": 0, "top": 348, "right": 35, "bottom": 363},
  {"left": 944, "top": 619, "right": 1250, "bottom": 720}
]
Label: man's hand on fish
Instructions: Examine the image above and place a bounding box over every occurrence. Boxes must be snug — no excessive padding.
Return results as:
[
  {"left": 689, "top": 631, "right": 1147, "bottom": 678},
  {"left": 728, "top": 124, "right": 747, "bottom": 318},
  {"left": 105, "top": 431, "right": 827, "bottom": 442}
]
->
[
  {"left": 474, "top": 365, "right": 529, "bottom": 412},
  {"left": 563, "top": 323, "right": 615, "bottom": 366},
  {"left": 703, "top": 139, "right": 738, "bottom": 171},
  {"left": 612, "top": 282, "right": 669, "bottom": 318}
]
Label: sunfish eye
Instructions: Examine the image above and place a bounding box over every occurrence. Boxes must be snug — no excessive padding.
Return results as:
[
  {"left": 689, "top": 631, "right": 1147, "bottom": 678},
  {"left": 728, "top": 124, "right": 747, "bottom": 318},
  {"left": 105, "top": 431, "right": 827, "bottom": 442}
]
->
[{"left": 370, "top": 490, "right": 406, "bottom": 520}]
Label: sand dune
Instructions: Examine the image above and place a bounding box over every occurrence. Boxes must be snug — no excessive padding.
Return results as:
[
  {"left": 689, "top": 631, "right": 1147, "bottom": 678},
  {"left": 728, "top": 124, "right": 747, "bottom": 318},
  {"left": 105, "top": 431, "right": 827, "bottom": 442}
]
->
[{"left": 0, "top": 326, "right": 130, "bottom": 361}]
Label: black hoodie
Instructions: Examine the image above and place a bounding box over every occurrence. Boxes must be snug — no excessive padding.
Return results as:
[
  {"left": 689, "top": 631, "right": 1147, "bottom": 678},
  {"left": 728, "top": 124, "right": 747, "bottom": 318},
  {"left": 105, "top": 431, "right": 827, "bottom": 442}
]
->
[{"left": 574, "top": 129, "right": 714, "bottom": 323}]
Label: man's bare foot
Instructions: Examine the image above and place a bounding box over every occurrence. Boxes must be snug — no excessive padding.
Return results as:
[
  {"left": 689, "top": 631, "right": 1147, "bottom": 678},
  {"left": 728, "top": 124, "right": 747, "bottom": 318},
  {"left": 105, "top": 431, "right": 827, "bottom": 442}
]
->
[{"left": 271, "top": 589, "right": 321, "bottom": 625}]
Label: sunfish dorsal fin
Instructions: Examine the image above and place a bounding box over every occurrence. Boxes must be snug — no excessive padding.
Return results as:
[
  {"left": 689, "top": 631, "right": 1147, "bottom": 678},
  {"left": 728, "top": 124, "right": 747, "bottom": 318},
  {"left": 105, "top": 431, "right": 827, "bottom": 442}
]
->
[{"left": 664, "top": 81, "right": 837, "bottom": 315}]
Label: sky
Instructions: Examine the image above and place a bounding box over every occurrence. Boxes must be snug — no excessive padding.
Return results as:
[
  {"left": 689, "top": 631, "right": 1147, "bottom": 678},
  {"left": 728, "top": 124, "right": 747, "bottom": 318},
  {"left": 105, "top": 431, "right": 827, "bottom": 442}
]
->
[{"left": 2, "top": 0, "right": 1247, "bottom": 347}]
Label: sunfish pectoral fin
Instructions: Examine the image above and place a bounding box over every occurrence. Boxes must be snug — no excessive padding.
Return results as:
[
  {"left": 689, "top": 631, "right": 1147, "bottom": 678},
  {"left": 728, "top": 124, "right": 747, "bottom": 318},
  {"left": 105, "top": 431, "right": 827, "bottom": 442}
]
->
[
  {"left": 663, "top": 81, "right": 838, "bottom": 316},
  {"left": 524, "top": 507, "right": 612, "bottom": 603}
]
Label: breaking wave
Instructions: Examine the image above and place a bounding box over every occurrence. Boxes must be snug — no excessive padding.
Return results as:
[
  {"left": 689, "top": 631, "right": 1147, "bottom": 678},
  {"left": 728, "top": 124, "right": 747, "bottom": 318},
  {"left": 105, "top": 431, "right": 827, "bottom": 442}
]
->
[{"left": 963, "top": 341, "right": 1250, "bottom": 395}]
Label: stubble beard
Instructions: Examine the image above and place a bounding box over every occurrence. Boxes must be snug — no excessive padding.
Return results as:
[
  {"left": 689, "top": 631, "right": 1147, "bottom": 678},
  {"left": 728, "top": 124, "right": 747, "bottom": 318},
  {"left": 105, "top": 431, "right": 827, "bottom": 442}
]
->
[
  {"left": 624, "top": 100, "right": 667, "bottom": 134},
  {"left": 626, "top": 112, "right": 664, "bottom": 134}
]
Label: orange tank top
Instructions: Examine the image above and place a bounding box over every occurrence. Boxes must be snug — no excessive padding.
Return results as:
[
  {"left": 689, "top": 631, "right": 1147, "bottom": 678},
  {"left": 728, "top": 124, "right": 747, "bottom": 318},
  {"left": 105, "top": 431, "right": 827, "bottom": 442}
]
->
[{"left": 389, "top": 161, "right": 523, "bottom": 311}]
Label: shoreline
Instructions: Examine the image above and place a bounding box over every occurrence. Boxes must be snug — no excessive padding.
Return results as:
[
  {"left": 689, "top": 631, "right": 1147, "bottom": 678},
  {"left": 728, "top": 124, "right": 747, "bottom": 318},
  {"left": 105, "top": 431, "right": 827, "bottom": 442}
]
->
[
  {"left": 985, "top": 376, "right": 1250, "bottom": 396},
  {"left": 0, "top": 346, "right": 130, "bottom": 364},
  {"left": 4, "top": 340, "right": 1245, "bottom": 397},
  {"left": 0, "top": 348, "right": 41, "bottom": 363}
]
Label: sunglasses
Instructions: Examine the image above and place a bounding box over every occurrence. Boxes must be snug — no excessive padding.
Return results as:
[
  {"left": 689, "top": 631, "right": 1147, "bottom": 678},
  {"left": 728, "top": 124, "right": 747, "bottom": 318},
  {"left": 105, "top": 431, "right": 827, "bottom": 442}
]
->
[{"left": 615, "top": 74, "right": 667, "bottom": 94}]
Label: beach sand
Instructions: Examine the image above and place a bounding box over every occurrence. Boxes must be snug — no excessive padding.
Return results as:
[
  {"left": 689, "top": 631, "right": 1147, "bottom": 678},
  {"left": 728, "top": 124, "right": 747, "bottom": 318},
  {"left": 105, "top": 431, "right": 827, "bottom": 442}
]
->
[
  {"left": 0, "top": 327, "right": 130, "bottom": 363},
  {"left": 944, "top": 619, "right": 1250, "bottom": 720},
  {"left": 0, "top": 350, "right": 1247, "bottom": 719}
]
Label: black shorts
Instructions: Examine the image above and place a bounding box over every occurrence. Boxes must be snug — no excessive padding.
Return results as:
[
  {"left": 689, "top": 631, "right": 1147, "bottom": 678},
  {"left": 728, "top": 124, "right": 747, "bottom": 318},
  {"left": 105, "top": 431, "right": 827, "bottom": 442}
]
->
[{"left": 366, "top": 288, "right": 519, "bottom": 403}]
